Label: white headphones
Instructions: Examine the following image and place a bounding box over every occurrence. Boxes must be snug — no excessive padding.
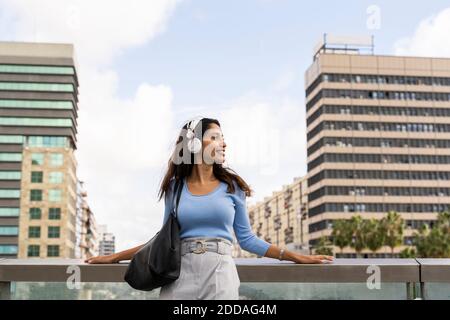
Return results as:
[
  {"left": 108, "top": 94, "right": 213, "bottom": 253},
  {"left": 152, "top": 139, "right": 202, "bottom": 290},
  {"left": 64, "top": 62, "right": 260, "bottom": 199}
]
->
[{"left": 185, "top": 116, "right": 204, "bottom": 154}]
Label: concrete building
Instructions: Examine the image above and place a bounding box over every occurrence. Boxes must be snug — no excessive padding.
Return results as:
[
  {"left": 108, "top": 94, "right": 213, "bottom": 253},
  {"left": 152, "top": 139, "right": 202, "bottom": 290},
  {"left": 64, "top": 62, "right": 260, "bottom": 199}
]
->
[
  {"left": 0, "top": 41, "right": 79, "bottom": 258},
  {"left": 305, "top": 35, "right": 450, "bottom": 257},
  {"left": 233, "top": 176, "right": 309, "bottom": 258},
  {"left": 76, "top": 180, "right": 99, "bottom": 259},
  {"left": 98, "top": 224, "right": 115, "bottom": 256}
]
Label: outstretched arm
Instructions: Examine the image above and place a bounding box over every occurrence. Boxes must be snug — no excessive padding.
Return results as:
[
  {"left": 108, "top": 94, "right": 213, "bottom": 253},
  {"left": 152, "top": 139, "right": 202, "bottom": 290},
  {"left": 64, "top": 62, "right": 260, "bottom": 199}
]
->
[
  {"left": 233, "top": 185, "right": 333, "bottom": 264},
  {"left": 85, "top": 243, "right": 144, "bottom": 264}
]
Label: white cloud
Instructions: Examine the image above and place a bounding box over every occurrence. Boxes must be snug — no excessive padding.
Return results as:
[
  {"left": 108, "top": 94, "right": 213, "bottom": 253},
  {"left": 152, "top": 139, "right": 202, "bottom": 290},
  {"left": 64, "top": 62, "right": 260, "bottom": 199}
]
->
[
  {"left": 272, "top": 68, "right": 297, "bottom": 92},
  {"left": 393, "top": 7, "right": 450, "bottom": 57},
  {"left": 0, "top": 0, "right": 180, "bottom": 66},
  {"left": 1, "top": 0, "right": 182, "bottom": 251},
  {"left": 76, "top": 68, "right": 176, "bottom": 249},
  {"left": 77, "top": 68, "right": 174, "bottom": 171}
]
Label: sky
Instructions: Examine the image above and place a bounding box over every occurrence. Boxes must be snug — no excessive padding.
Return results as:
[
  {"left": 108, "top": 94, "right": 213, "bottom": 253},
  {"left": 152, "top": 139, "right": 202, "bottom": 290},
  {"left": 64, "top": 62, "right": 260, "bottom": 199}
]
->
[{"left": 1, "top": 0, "right": 450, "bottom": 251}]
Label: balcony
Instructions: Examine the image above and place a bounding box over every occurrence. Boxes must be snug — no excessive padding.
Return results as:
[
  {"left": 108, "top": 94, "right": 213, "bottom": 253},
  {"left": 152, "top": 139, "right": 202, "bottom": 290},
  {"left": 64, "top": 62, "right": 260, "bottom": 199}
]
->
[
  {"left": 249, "top": 212, "right": 255, "bottom": 225},
  {"left": 0, "top": 258, "right": 449, "bottom": 300},
  {"left": 284, "top": 226, "right": 294, "bottom": 244},
  {"left": 273, "top": 215, "right": 282, "bottom": 231},
  {"left": 264, "top": 207, "right": 271, "bottom": 218},
  {"left": 284, "top": 190, "right": 292, "bottom": 210}
]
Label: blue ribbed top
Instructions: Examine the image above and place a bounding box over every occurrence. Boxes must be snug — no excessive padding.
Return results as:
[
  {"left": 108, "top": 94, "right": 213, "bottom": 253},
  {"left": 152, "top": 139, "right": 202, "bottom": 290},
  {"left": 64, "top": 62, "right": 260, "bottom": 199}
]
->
[{"left": 162, "top": 178, "right": 271, "bottom": 256}]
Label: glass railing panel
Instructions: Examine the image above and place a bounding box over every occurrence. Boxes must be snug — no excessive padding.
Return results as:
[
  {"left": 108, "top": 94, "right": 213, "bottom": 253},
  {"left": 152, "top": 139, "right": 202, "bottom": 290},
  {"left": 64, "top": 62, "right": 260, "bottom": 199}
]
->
[{"left": 10, "top": 282, "right": 408, "bottom": 300}]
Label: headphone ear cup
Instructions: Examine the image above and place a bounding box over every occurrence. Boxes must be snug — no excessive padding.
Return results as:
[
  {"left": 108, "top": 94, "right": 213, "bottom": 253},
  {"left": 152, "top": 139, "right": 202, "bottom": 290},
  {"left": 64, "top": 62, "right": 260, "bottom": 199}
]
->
[
  {"left": 187, "top": 138, "right": 193, "bottom": 153},
  {"left": 186, "top": 129, "right": 194, "bottom": 140},
  {"left": 188, "top": 137, "right": 202, "bottom": 153}
]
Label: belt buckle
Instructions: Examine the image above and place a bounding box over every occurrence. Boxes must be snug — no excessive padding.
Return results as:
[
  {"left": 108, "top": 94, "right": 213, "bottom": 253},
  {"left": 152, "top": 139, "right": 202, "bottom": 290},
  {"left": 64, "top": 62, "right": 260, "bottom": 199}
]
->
[{"left": 192, "top": 240, "right": 207, "bottom": 254}]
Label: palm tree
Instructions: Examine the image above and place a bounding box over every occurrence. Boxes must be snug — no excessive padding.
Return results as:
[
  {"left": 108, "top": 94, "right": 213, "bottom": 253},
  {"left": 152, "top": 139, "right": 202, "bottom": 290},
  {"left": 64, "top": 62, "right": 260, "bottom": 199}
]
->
[
  {"left": 414, "top": 212, "right": 450, "bottom": 258},
  {"left": 381, "top": 211, "right": 404, "bottom": 256},
  {"left": 364, "top": 218, "right": 386, "bottom": 257},
  {"left": 399, "top": 247, "right": 416, "bottom": 258},
  {"left": 349, "top": 215, "right": 366, "bottom": 258},
  {"left": 414, "top": 224, "right": 432, "bottom": 257},
  {"left": 331, "top": 219, "right": 352, "bottom": 255},
  {"left": 315, "top": 236, "right": 333, "bottom": 256}
]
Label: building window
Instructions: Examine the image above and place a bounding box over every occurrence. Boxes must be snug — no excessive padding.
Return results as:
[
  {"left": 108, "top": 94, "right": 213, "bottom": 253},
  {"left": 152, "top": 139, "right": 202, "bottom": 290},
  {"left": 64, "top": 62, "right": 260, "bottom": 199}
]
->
[
  {"left": 48, "top": 189, "right": 62, "bottom": 202},
  {"left": 0, "top": 244, "right": 18, "bottom": 255},
  {"left": 28, "top": 136, "right": 68, "bottom": 148},
  {"left": 0, "top": 82, "right": 74, "bottom": 92},
  {"left": 31, "top": 171, "right": 43, "bottom": 183},
  {"left": 49, "top": 208, "right": 61, "bottom": 220},
  {"left": 30, "top": 189, "right": 42, "bottom": 201},
  {"left": 47, "top": 245, "right": 59, "bottom": 257},
  {"left": 0, "top": 207, "right": 20, "bottom": 217},
  {"left": 0, "top": 117, "right": 72, "bottom": 127},
  {"left": 0, "top": 153, "right": 22, "bottom": 162},
  {"left": 0, "top": 189, "right": 20, "bottom": 198},
  {"left": 0, "top": 64, "right": 74, "bottom": 75},
  {"left": 50, "top": 153, "right": 64, "bottom": 166},
  {"left": 0, "top": 171, "right": 21, "bottom": 180},
  {"left": 31, "top": 153, "right": 44, "bottom": 165},
  {"left": 0, "top": 226, "right": 18, "bottom": 236},
  {"left": 28, "top": 226, "right": 41, "bottom": 238},
  {"left": 29, "top": 207, "right": 42, "bottom": 219},
  {"left": 0, "top": 99, "right": 73, "bottom": 110},
  {"left": 49, "top": 172, "right": 63, "bottom": 184},
  {"left": 27, "top": 245, "right": 40, "bottom": 257},
  {"left": 48, "top": 226, "right": 60, "bottom": 238},
  {"left": 0, "top": 135, "right": 24, "bottom": 144}
]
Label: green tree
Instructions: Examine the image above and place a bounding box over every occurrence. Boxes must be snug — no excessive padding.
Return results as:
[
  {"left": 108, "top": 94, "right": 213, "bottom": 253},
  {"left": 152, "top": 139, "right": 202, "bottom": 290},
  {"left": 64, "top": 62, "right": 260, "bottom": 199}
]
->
[
  {"left": 399, "top": 247, "right": 416, "bottom": 258},
  {"left": 314, "top": 236, "right": 333, "bottom": 256},
  {"left": 365, "top": 218, "right": 386, "bottom": 256},
  {"left": 381, "top": 211, "right": 404, "bottom": 255},
  {"left": 349, "top": 215, "right": 366, "bottom": 257},
  {"left": 414, "top": 212, "right": 450, "bottom": 258},
  {"left": 331, "top": 219, "right": 352, "bottom": 255}
]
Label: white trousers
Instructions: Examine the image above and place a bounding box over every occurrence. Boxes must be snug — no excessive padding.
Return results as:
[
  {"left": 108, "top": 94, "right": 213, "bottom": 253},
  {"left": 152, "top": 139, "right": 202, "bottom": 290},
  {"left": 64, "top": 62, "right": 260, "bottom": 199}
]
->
[{"left": 158, "top": 247, "right": 240, "bottom": 300}]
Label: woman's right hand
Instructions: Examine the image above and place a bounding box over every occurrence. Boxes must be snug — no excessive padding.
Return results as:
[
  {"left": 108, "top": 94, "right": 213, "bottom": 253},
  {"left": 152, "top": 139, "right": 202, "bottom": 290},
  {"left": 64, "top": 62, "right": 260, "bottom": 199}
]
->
[
  {"left": 293, "top": 254, "right": 334, "bottom": 264},
  {"left": 85, "top": 255, "right": 118, "bottom": 264}
]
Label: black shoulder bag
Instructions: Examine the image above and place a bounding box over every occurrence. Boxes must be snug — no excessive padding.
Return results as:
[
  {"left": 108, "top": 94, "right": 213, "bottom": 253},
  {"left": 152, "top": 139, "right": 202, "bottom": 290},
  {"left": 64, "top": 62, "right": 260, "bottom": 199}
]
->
[{"left": 124, "top": 178, "right": 183, "bottom": 291}]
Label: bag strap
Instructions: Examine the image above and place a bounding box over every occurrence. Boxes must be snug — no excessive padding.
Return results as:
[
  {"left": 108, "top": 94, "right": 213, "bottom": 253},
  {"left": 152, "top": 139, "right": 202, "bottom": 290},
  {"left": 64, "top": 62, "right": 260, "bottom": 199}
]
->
[{"left": 171, "top": 178, "right": 184, "bottom": 218}]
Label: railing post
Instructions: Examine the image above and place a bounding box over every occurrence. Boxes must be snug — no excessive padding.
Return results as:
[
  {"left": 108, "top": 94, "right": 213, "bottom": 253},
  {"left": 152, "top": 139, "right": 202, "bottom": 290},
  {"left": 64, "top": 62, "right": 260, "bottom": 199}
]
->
[
  {"left": 406, "top": 282, "right": 411, "bottom": 300},
  {"left": 406, "top": 282, "right": 414, "bottom": 300},
  {"left": 0, "top": 281, "right": 11, "bottom": 300},
  {"left": 419, "top": 282, "right": 426, "bottom": 300}
]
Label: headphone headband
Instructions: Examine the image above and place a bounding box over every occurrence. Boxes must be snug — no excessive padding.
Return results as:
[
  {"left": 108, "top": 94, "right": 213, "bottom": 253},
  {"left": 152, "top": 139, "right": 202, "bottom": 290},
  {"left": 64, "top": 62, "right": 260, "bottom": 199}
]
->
[
  {"left": 186, "top": 116, "right": 204, "bottom": 133},
  {"left": 185, "top": 116, "right": 204, "bottom": 153}
]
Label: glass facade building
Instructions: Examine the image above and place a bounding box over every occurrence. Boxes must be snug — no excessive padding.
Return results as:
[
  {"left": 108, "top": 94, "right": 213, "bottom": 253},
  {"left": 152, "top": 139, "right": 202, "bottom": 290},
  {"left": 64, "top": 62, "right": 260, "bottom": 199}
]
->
[{"left": 0, "top": 42, "right": 79, "bottom": 258}]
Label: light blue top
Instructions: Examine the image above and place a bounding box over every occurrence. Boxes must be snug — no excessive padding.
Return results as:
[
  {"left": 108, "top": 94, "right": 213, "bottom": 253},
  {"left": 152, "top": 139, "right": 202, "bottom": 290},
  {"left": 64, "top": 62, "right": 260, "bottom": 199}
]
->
[{"left": 163, "top": 177, "right": 271, "bottom": 257}]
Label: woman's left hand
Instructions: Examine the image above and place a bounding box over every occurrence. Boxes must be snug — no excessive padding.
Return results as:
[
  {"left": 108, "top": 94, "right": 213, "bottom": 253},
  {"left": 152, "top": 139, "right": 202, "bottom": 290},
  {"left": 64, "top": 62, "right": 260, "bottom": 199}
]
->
[{"left": 292, "top": 254, "right": 334, "bottom": 264}]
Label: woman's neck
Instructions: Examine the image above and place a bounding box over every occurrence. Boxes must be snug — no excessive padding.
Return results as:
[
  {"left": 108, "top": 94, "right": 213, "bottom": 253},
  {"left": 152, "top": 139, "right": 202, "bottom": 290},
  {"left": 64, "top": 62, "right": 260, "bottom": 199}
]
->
[{"left": 188, "top": 163, "right": 217, "bottom": 184}]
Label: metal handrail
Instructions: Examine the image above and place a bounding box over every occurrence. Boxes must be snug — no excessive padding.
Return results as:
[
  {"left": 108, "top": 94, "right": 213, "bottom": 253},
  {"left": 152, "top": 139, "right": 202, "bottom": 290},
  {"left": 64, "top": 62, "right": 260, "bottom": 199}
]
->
[{"left": 0, "top": 258, "right": 448, "bottom": 300}]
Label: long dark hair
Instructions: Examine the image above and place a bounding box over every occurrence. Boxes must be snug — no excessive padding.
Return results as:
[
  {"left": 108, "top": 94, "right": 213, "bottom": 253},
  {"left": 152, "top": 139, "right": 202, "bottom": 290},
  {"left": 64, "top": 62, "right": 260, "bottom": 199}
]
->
[{"left": 158, "top": 118, "right": 252, "bottom": 201}]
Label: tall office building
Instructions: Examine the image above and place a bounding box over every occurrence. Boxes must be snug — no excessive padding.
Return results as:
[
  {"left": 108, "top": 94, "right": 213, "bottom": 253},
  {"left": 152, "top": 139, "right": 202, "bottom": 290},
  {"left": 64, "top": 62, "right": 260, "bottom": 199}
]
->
[
  {"left": 305, "top": 35, "right": 450, "bottom": 257},
  {"left": 98, "top": 224, "right": 115, "bottom": 256},
  {"left": 234, "top": 176, "right": 309, "bottom": 258},
  {"left": 0, "top": 42, "right": 79, "bottom": 258}
]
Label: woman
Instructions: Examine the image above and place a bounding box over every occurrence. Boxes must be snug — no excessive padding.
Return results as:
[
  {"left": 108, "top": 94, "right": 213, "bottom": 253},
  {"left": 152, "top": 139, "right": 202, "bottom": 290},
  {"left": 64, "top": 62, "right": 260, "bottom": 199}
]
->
[{"left": 85, "top": 117, "right": 334, "bottom": 299}]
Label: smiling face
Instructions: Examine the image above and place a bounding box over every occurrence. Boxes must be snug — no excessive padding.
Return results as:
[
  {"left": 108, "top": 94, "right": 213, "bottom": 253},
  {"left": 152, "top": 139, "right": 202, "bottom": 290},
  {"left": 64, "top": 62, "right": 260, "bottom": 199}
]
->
[{"left": 201, "top": 123, "right": 226, "bottom": 165}]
